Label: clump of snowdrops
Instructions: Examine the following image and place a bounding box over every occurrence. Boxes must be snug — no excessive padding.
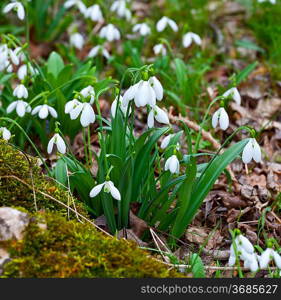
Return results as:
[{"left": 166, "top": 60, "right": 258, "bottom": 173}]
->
[{"left": 0, "top": 0, "right": 267, "bottom": 250}]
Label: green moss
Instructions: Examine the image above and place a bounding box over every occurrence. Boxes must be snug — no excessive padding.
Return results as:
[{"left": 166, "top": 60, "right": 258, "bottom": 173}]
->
[
  {"left": 1, "top": 211, "right": 182, "bottom": 278},
  {"left": 0, "top": 139, "right": 86, "bottom": 216}
]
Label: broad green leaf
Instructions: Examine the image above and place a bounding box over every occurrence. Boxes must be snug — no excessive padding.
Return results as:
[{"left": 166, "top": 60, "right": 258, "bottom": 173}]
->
[{"left": 47, "top": 52, "right": 64, "bottom": 78}]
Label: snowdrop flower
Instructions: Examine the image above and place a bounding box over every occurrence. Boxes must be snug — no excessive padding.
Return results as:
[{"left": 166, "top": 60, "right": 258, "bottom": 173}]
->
[
  {"left": 88, "top": 45, "right": 110, "bottom": 60},
  {"left": 13, "top": 84, "right": 28, "bottom": 99},
  {"left": 65, "top": 99, "right": 81, "bottom": 114},
  {"left": 17, "top": 64, "right": 27, "bottom": 80},
  {"left": 70, "top": 33, "right": 84, "bottom": 50},
  {"left": 47, "top": 133, "right": 66, "bottom": 155},
  {"left": 85, "top": 4, "right": 103, "bottom": 22},
  {"left": 156, "top": 16, "right": 178, "bottom": 32},
  {"left": 89, "top": 180, "right": 121, "bottom": 200},
  {"left": 110, "top": 0, "right": 131, "bottom": 20},
  {"left": 165, "top": 155, "right": 180, "bottom": 174},
  {"left": 64, "top": 0, "right": 86, "bottom": 14},
  {"left": 132, "top": 23, "right": 151, "bottom": 36},
  {"left": 259, "top": 248, "right": 281, "bottom": 269},
  {"left": 6, "top": 100, "right": 31, "bottom": 117},
  {"left": 182, "top": 32, "right": 202, "bottom": 48},
  {"left": 0, "top": 127, "right": 11, "bottom": 141},
  {"left": 223, "top": 87, "right": 241, "bottom": 105},
  {"left": 80, "top": 86, "right": 95, "bottom": 104},
  {"left": 123, "top": 81, "right": 155, "bottom": 107},
  {"left": 32, "top": 104, "right": 58, "bottom": 119},
  {"left": 3, "top": 1, "right": 25, "bottom": 20},
  {"left": 123, "top": 76, "right": 163, "bottom": 108},
  {"left": 147, "top": 105, "right": 169, "bottom": 128},
  {"left": 160, "top": 134, "right": 174, "bottom": 149},
  {"left": 153, "top": 44, "right": 167, "bottom": 56},
  {"left": 99, "top": 24, "right": 121, "bottom": 42},
  {"left": 229, "top": 233, "right": 255, "bottom": 267},
  {"left": 212, "top": 107, "right": 229, "bottom": 130},
  {"left": 111, "top": 95, "right": 131, "bottom": 117},
  {"left": 242, "top": 138, "right": 262, "bottom": 164},
  {"left": 69, "top": 102, "right": 95, "bottom": 127}
]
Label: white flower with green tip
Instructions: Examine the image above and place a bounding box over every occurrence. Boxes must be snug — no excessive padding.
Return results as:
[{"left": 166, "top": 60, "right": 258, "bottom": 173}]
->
[
  {"left": 47, "top": 133, "right": 66, "bottom": 155},
  {"left": 0, "top": 127, "right": 11, "bottom": 141},
  {"left": 89, "top": 181, "right": 121, "bottom": 200}
]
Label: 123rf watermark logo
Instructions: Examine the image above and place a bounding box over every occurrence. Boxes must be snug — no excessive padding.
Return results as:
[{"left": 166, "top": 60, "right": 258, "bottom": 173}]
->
[{"left": 140, "top": 284, "right": 279, "bottom": 296}]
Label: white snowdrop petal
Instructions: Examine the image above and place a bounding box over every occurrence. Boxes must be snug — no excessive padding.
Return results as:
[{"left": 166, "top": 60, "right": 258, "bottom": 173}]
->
[
  {"left": 56, "top": 135, "right": 66, "bottom": 154},
  {"left": 253, "top": 140, "right": 262, "bottom": 163},
  {"left": 16, "top": 101, "right": 26, "bottom": 117},
  {"left": 134, "top": 81, "right": 149, "bottom": 107},
  {"left": 39, "top": 105, "right": 49, "bottom": 119},
  {"left": 233, "top": 88, "right": 241, "bottom": 105},
  {"left": 17, "top": 3, "right": 25, "bottom": 20},
  {"left": 156, "top": 17, "right": 167, "bottom": 32},
  {"left": 273, "top": 251, "right": 281, "bottom": 269},
  {"left": 111, "top": 99, "right": 117, "bottom": 118},
  {"left": 17, "top": 64, "right": 27, "bottom": 80},
  {"left": 3, "top": 3, "right": 15, "bottom": 13},
  {"left": 168, "top": 19, "right": 178, "bottom": 32},
  {"left": 242, "top": 140, "right": 253, "bottom": 164},
  {"left": 239, "top": 235, "right": 254, "bottom": 253},
  {"left": 89, "top": 183, "right": 105, "bottom": 197},
  {"left": 48, "top": 107, "right": 58, "bottom": 118},
  {"left": 164, "top": 156, "right": 171, "bottom": 171},
  {"left": 169, "top": 155, "right": 179, "bottom": 174},
  {"left": 32, "top": 105, "right": 42, "bottom": 115},
  {"left": 211, "top": 110, "right": 219, "bottom": 129},
  {"left": 109, "top": 184, "right": 121, "bottom": 200},
  {"left": 161, "top": 135, "right": 171, "bottom": 149},
  {"left": 123, "top": 83, "right": 139, "bottom": 105},
  {"left": 259, "top": 248, "right": 272, "bottom": 269},
  {"left": 155, "top": 106, "right": 169, "bottom": 125},
  {"left": 249, "top": 258, "right": 259, "bottom": 272},
  {"left": 70, "top": 104, "right": 83, "bottom": 120},
  {"left": 80, "top": 104, "right": 95, "bottom": 127},
  {"left": 150, "top": 76, "right": 163, "bottom": 101},
  {"left": 228, "top": 255, "right": 236, "bottom": 266},
  {"left": 183, "top": 33, "right": 192, "bottom": 48},
  {"left": 192, "top": 33, "right": 202, "bottom": 45},
  {"left": 219, "top": 108, "right": 229, "bottom": 130},
  {"left": 88, "top": 46, "right": 100, "bottom": 58},
  {"left": 6, "top": 101, "right": 17, "bottom": 114},
  {"left": 47, "top": 136, "right": 55, "bottom": 154}
]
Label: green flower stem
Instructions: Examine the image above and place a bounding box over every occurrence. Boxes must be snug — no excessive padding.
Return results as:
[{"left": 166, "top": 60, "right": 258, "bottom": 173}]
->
[{"left": 82, "top": 128, "right": 89, "bottom": 167}]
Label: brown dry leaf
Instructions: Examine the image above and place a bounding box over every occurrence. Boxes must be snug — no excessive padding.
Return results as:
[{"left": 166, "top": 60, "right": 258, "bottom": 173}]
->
[
  {"left": 245, "top": 173, "right": 267, "bottom": 188},
  {"left": 205, "top": 230, "right": 224, "bottom": 250},
  {"left": 255, "top": 98, "right": 281, "bottom": 119},
  {"left": 185, "top": 226, "right": 209, "bottom": 244},
  {"left": 222, "top": 195, "right": 247, "bottom": 209},
  {"left": 129, "top": 210, "right": 148, "bottom": 238}
]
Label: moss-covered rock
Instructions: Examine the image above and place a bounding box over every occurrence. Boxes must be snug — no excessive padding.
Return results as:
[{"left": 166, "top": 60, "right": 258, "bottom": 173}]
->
[
  {"left": 1, "top": 210, "right": 182, "bottom": 278},
  {"left": 0, "top": 139, "right": 86, "bottom": 216}
]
